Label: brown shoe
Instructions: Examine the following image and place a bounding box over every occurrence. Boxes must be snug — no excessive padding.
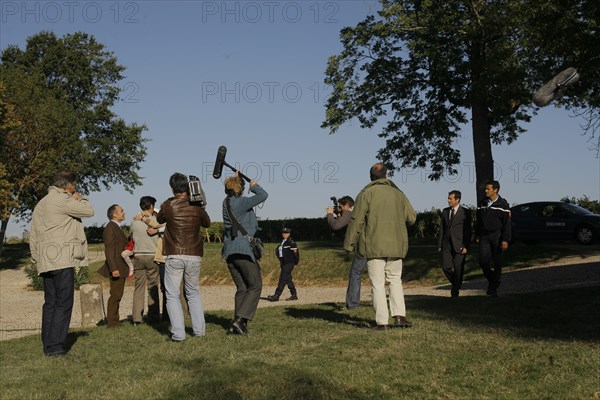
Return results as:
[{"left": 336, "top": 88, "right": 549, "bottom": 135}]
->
[
  {"left": 392, "top": 315, "right": 413, "bottom": 328},
  {"left": 374, "top": 324, "right": 388, "bottom": 331}
]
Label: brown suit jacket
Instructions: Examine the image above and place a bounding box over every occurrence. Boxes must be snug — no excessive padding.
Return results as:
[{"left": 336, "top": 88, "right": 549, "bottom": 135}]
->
[{"left": 99, "top": 220, "right": 130, "bottom": 278}]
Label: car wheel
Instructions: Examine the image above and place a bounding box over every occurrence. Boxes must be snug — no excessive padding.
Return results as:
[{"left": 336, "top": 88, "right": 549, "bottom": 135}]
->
[{"left": 575, "top": 225, "right": 594, "bottom": 245}]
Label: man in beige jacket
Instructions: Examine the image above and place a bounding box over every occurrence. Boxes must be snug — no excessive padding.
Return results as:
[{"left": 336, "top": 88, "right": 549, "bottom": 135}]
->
[{"left": 30, "top": 171, "right": 94, "bottom": 356}]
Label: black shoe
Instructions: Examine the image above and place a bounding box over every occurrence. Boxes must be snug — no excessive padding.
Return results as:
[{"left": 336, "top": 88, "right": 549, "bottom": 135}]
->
[
  {"left": 451, "top": 289, "right": 459, "bottom": 297},
  {"left": 392, "top": 315, "right": 413, "bottom": 328},
  {"left": 486, "top": 286, "right": 498, "bottom": 297},
  {"left": 374, "top": 324, "right": 388, "bottom": 331},
  {"left": 285, "top": 295, "right": 298, "bottom": 301},
  {"left": 230, "top": 317, "right": 248, "bottom": 336},
  {"left": 45, "top": 351, "right": 68, "bottom": 357},
  {"left": 267, "top": 295, "right": 280, "bottom": 302}
]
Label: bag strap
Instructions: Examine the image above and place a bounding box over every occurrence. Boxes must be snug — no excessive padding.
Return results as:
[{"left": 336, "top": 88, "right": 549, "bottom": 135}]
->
[{"left": 225, "top": 198, "right": 249, "bottom": 237}]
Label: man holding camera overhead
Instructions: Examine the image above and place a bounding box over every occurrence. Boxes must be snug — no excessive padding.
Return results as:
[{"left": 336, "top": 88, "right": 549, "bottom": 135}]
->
[{"left": 327, "top": 196, "right": 367, "bottom": 310}]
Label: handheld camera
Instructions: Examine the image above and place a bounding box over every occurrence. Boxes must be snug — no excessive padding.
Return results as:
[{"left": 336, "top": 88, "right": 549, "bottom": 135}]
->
[
  {"left": 188, "top": 175, "right": 206, "bottom": 207},
  {"left": 330, "top": 196, "right": 341, "bottom": 218}
]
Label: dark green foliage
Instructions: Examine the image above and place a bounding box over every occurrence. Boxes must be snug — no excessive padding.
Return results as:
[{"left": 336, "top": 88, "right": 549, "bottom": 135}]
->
[
  {"left": 0, "top": 31, "right": 148, "bottom": 248},
  {"left": 323, "top": 0, "right": 599, "bottom": 200},
  {"left": 23, "top": 264, "right": 90, "bottom": 291},
  {"left": 23, "top": 263, "right": 43, "bottom": 291}
]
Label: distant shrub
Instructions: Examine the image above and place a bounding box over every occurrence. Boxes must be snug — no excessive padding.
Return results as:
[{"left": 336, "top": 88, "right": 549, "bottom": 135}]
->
[{"left": 24, "top": 264, "right": 89, "bottom": 291}]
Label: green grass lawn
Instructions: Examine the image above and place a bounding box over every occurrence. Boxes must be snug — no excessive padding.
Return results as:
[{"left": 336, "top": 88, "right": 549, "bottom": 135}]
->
[
  {"left": 0, "top": 287, "right": 598, "bottom": 399},
  {"left": 1, "top": 241, "right": 598, "bottom": 399}
]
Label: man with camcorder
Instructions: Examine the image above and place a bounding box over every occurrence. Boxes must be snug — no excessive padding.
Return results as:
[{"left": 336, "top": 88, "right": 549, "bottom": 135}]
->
[
  {"left": 157, "top": 173, "right": 211, "bottom": 342},
  {"left": 327, "top": 196, "right": 366, "bottom": 310}
]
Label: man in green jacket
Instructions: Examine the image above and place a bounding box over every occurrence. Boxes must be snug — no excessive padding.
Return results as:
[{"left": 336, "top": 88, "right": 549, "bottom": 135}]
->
[{"left": 344, "top": 163, "right": 416, "bottom": 330}]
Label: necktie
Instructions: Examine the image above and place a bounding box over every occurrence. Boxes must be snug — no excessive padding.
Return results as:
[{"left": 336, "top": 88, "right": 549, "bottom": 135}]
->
[{"left": 450, "top": 208, "right": 455, "bottom": 221}]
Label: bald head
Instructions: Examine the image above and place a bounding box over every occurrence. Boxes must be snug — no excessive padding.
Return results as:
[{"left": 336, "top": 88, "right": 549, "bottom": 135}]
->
[{"left": 370, "top": 163, "right": 388, "bottom": 181}]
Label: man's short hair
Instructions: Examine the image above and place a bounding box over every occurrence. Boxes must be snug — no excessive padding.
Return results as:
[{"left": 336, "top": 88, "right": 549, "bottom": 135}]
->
[
  {"left": 486, "top": 180, "right": 500, "bottom": 191},
  {"left": 369, "top": 163, "right": 388, "bottom": 181},
  {"left": 338, "top": 196, "right": 354, "bottom": 207},
  {"left": 107, "top": 204, "right": 119, "bottom": 220},
  {"left": 448, "top": 190, "right": 462, "bottom": 201},
  {"left": 53, "top": 171, "right": 76, "bottom": 189},
  {"left": 169, "top": 173, "right": 189, "bottom": 194},
  {"left": 139, "top": 196, "right": 156, "bottom": 211}
]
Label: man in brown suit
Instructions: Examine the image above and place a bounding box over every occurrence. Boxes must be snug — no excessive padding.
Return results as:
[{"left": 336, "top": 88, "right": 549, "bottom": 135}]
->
[{"left": 100, "top": 204, "right": 129, "bottom": 327}]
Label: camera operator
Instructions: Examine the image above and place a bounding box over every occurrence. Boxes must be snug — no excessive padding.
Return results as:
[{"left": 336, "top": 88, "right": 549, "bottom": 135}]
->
[{"left": 326, "top": 196, "right": 366, "bottom": 310}]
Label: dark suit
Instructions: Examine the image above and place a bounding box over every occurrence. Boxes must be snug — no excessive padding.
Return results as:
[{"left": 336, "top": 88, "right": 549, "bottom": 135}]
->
[
  {"left": 438, "top": 206, "right": 472, "bottom": 295},
  {"left": 100, "top": 220, "right": 129, "bottom": 327}
]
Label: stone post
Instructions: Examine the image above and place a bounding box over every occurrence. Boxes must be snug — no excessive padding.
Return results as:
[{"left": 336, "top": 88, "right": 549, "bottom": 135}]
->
[{"left": 79, "top": 284, "right": 104, "bottom": 327}]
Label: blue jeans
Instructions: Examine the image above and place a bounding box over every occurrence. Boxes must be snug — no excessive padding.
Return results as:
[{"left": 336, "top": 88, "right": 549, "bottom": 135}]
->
[
  {"left": 164, "top": 256, "right": 205, "bottom": 340},
  {"left": 346, "top": 256, "right": 366, "bottom": 309}
]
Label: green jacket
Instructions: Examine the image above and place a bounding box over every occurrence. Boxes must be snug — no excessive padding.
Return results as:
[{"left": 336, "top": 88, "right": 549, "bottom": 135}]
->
[{"left": 344, "top": 179, "right": 416, "bottom": 259}]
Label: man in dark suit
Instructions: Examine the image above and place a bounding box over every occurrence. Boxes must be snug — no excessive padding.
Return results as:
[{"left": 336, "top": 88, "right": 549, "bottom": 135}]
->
[
  {"left": 99, "top": 204, "right": 130, "bottom": 327},
  {"left": 438, "top": 190, "right": 472, "bottom": 297}
]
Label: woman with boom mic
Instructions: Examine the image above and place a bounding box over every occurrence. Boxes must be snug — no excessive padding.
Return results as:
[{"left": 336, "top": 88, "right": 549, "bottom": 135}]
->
[{"left": 221, "top": 173, "right": 268, "bottom": 335}]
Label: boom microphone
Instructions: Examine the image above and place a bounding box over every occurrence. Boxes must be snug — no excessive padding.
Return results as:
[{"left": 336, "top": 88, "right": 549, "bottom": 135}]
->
[
  {"left": 533, "top": 67, "right": 580, "bottom": 107},
  {"left": 211, "top": 145, "right": 252, "bottom": 182},
  {"left": 213, "top": 145, "right": 227, "bottom": 179}
]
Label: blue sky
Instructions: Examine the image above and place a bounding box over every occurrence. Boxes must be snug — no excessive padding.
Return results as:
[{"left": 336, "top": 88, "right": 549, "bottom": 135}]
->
[{"left": 2, "top": 0, "right": 599, "bottom": 237}]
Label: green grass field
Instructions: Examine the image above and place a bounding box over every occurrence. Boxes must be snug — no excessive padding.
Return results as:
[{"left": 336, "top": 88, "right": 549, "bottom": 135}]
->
[{"left": 1, "top": 242, "right": 598, "bottom": 399}]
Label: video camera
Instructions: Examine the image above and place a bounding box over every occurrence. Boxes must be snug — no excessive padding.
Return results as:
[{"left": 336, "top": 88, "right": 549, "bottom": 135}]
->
[
  {"left": 188, "top": 175, "right": 206, "bottom": 207},
  {"left": 330, "top": 196, "right": 341, "bottom": 218}
]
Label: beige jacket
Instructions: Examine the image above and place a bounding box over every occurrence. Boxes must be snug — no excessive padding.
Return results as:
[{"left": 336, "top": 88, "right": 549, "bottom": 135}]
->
[{"left": 29, "top": 186, "right": 94, "bottom": 274}]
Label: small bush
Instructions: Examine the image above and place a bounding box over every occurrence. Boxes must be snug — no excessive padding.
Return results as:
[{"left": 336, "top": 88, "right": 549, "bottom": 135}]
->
[
  {"left": 23, "top": 264, "right": 89, "bottom": 291},
  {"left": 75, "top": 266, "right": 89, "bottom": 289},
  {"left": 24, "top": 263, "right": 43, "bottom": 291}
]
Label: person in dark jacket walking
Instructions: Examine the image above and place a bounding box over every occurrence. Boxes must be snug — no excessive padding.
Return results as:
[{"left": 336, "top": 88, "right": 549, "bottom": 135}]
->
[
  {"left": 438, "top": 190, "right": 472, "bottom": 297},
  {"left": 267, "top": 228, "right": 300, "bottom": 302},
  {"left": 476, "top": 180, "right": 511, "bottom": 297}
]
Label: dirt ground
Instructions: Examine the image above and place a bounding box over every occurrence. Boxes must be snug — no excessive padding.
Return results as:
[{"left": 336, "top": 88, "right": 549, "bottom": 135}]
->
[{"left": 1, "top": 251, "right": 598, "bottom": 341}]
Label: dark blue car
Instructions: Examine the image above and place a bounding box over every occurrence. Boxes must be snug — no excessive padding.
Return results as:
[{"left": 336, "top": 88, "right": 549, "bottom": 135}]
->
[{"left": 510, "top": 201, "right": 600, "bottom": 245}]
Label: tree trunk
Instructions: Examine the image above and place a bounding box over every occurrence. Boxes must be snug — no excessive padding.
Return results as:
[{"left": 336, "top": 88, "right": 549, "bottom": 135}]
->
[
  {"left": 469, "top": 8, "right": 494, "bottom": 205},
  {"left": 472, "top": 102, "right": 494, "bottom": 205},
  {"left": 0, "top": 218, "right": 8, "bottom": 256}
]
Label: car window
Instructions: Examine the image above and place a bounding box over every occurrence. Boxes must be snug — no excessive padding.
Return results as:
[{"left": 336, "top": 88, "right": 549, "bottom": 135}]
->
[
  {"left": 561, "top": 203, "right": 593, "bottom": 215},
  {"left": 542, "top": 206, "right": 555, "bottom": 217},
  {"left": 514, "top": 205, "right": 536, "bottom": 216}
]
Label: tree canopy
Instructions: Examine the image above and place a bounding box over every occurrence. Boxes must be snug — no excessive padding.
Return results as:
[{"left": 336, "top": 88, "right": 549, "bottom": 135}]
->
[
  {"left": 322, "top": 0, "right": 599, "bottom": 200},
  {"left": 0, "top": 31, "right": 148, "bottom": 248}
]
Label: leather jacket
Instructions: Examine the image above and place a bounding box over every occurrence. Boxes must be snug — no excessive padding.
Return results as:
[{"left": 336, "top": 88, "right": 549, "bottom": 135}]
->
[{"left": 157, "top": 193, "right": 211, "bottom": 256}]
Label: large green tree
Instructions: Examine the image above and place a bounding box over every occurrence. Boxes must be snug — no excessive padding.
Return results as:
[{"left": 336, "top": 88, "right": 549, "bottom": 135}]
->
[
  {"left": 322, "top": 0, "right": 598, "bottom": 201},
  {"left": 0, "top": 31, "right": 148, "bottom": 250}
]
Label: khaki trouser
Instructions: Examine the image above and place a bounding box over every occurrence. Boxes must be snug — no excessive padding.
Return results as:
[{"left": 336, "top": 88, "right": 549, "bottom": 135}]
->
[
  {"left": 132, "top": 255, "right": 160, "bottom": 323},
  {"left": 367, "top": 258, "right": 406, "bottom": 326}
]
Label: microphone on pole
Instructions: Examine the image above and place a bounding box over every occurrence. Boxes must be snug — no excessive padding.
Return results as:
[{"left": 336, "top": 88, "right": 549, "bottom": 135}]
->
[
  {"left": 533, "top": 67, "right": 579, "bottom": 107},
  {"left": 213, "top": 145, "right": 227, "bottom": 179},
  {"left": 211, "top": 145, "right": 251, "bottom": 182}
]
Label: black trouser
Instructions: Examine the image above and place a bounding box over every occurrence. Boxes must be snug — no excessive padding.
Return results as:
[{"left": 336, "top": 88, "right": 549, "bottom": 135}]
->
[
  {"left": 227, "top": 255, "right": 262, "bottom": 321},
  {"left": 41, "top": 268, "right": 74, "bottom": 355},
  {"left": 478, "top": 231, "right": 504, "bottom": 288},
  {"left": 275, "top": 261, "right": 296, "bottom": 296},
  {"left": 441, "top": 245, "right": 466, "bottom": 292}
]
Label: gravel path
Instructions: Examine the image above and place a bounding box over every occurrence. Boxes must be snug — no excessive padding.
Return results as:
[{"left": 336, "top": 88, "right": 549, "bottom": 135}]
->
[{"left": 1, "top": 252, "right": 598, "bottom": 341}]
